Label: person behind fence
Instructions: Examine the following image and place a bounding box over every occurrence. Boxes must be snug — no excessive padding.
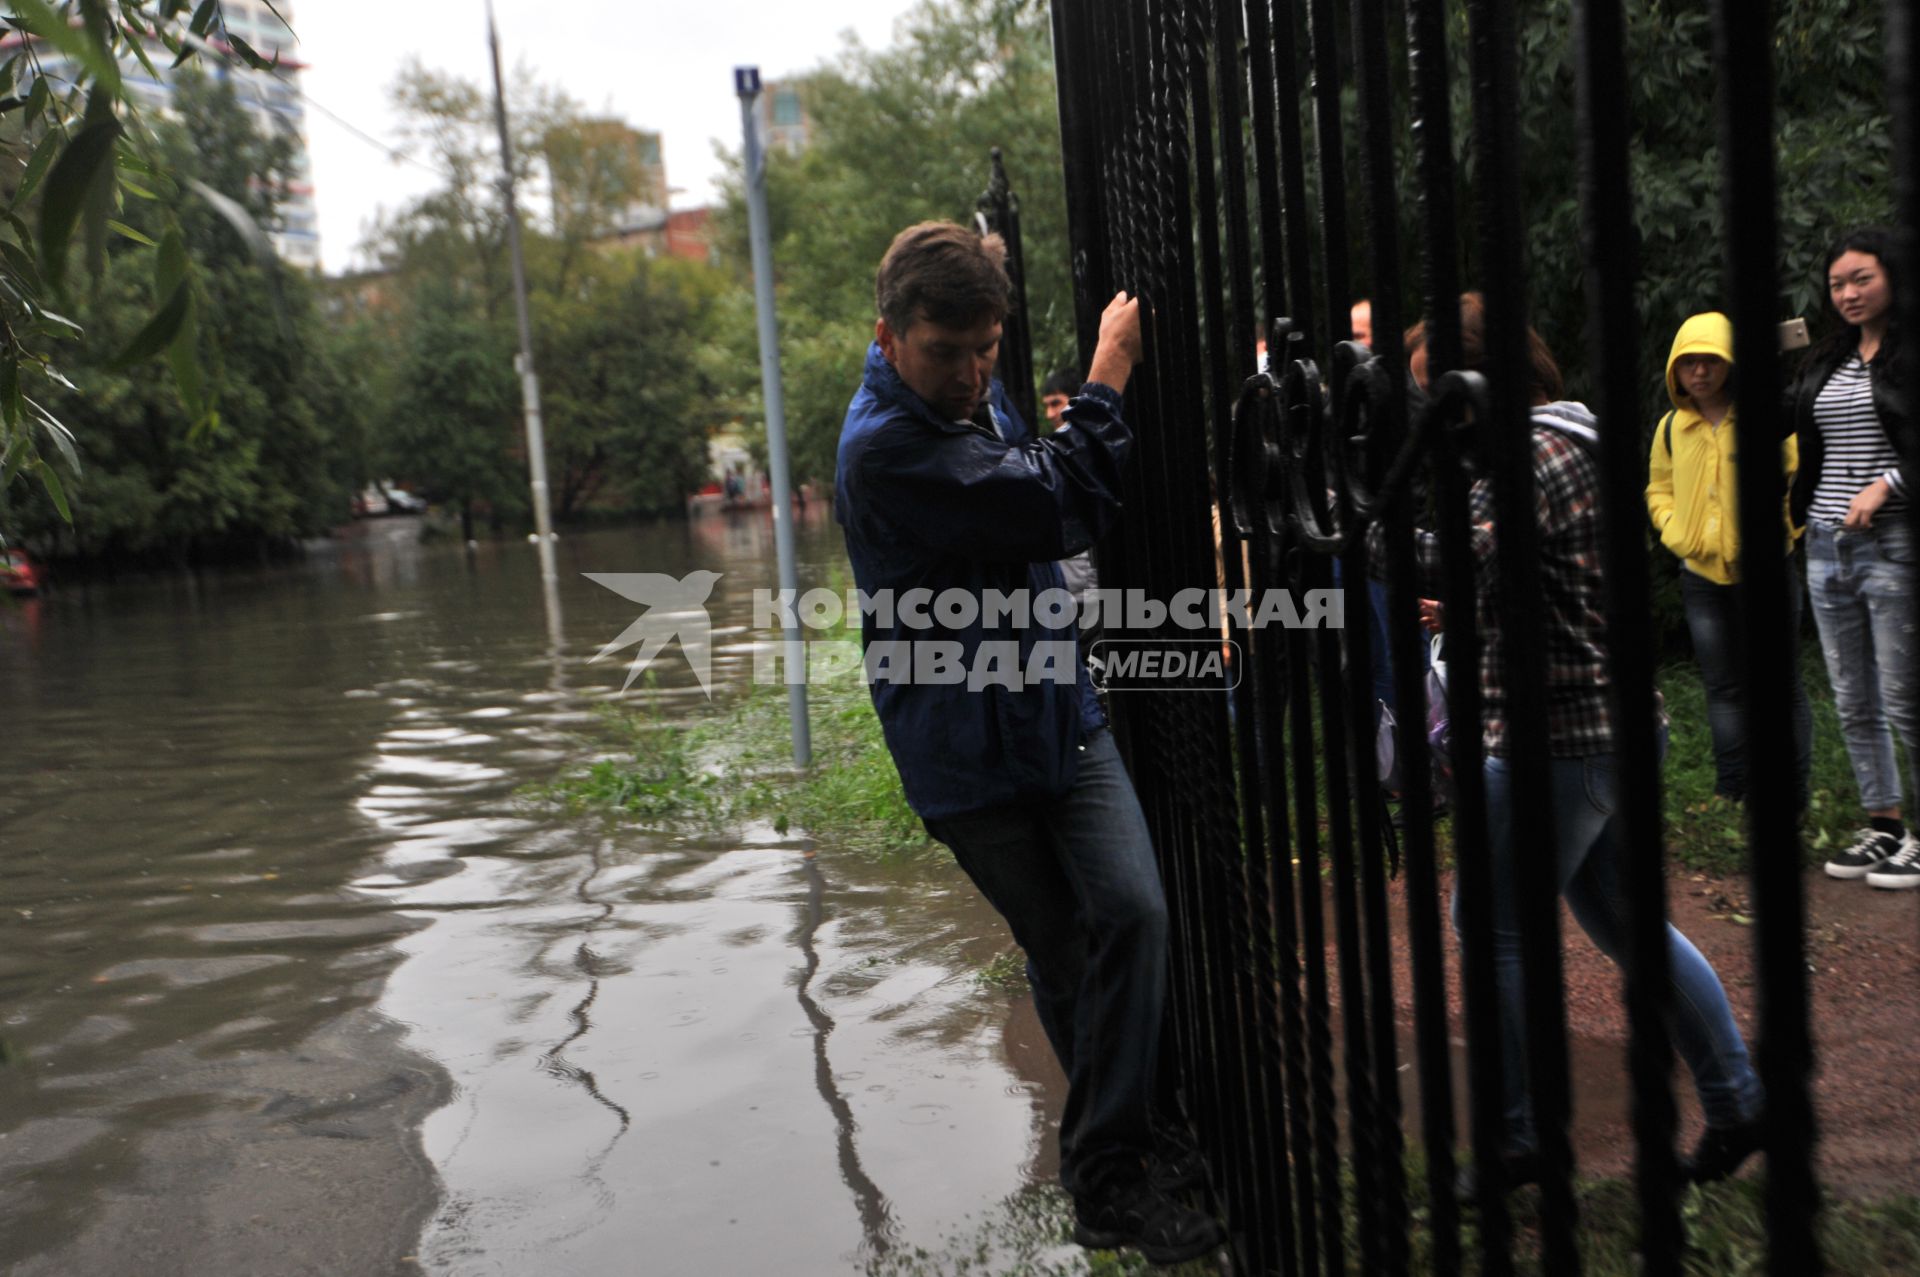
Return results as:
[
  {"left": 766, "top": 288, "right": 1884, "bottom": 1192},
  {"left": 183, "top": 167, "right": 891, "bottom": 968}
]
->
[
  {"left": 1789, "top": 228, "right": 1920, "bottom": 890},
  {"left": 1388, "top": 293, "right": 1764, "bottom": 1198},
  {"left": 1644, "top": 311, "right": 1812, "bottom": 810},
  {"left": 833, "top": 221, "right": 1224, "bottom": 1265}
]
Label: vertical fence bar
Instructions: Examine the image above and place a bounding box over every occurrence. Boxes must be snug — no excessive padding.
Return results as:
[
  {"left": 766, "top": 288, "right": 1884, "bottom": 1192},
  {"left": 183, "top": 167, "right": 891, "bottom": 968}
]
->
[
  {"left": 1208, "top": 1, "right": 1298, "bottom": 1268},
  {"left": 976, "top": 149, "right": 1037, "bottom": 430},
  {"left": 1347, "top": 0, "right": 1458, "bottom": 1266},
  {"left": 1296, "top": 3, "right": 1393, "bottom": 1271},
  {"left": 1166, "top": 0, "right": 1254, "bottom": 1245},
  {"left": 1400, "top": 3, "right": 1512, "bottom": 1271},
  {"left": 1896, "top": 0, "right": 1920, "bottom": 392},
  {"left": 1304, "top": 0, "right": 1354, "bottom": 366},
  {"left": 1709, "top": 1, "right": 1821, "bottom": 1270},
  {"left": 1241, "top": 9, "right": 1323, "bottom": 1273},
  {"left": 1050, "top": 0, "right": 1107, "bottom": 372},
  {"left": 1287, "top": 525, "right": 1346, "bottom": 1277},
  {"left": 1402, "top": 6, "right": 1512, "bottom": 1261},
  {"left": 1568, "top": 2, "right": 1684, "bottom": 1273},
  {"left": 1462, "top": 0, "right": 1582, "bottom": 1266},
  {"left": 1257, "top": 12, "right": 1348, "bottom": 1261},
  {"left": 1344, "top": 5, "right": 1416, "bottom": 1277}
]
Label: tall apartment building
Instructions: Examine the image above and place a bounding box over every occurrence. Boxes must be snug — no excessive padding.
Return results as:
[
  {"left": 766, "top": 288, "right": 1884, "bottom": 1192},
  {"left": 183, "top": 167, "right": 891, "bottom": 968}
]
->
[
  {"left": 16, "top": 1, "right": 319, "bottom": 270},
  {"left": 213, "top": 0, "right": 316, "bottom": 270}
]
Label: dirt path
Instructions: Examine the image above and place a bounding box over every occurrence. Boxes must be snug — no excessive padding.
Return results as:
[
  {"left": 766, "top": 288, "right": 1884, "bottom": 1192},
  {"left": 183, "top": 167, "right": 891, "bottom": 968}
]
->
[{"left": 1335, "top": 867, "right": 1917, "bottom": 1195}]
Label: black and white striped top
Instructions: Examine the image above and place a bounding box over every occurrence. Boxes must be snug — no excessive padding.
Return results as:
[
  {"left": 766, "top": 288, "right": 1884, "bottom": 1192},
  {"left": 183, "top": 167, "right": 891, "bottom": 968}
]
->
[{"left": 1808, "top": 354, "right": 1904, "bottom": 526}]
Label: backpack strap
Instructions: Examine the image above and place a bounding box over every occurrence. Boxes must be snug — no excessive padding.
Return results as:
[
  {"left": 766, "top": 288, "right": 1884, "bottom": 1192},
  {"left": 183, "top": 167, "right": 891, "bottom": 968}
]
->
[{"left": 1661, "top": 408, "right": 1677, "bottom": 457}]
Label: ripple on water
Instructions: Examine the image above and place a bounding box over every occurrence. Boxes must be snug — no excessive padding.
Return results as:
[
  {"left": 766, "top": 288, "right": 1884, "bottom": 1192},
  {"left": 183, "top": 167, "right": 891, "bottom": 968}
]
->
[{"left": 0, "top": 517, "right": 1056, "bottom": 1276}]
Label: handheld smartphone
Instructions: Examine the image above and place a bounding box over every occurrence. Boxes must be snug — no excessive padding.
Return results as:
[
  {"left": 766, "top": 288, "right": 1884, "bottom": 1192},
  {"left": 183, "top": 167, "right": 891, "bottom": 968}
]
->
[{"left": 1779, "top": 317, "right": 1810, "bottom": 351}]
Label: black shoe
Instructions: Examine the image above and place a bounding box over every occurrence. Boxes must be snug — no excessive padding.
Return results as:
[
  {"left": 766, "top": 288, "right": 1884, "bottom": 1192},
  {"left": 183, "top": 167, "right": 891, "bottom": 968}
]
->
[
  {"left": 1148, "top": 1121, "right": 1210, "bottom": 1194},
  {"left": 1685, "top": 1117, "right": 1763, "bottom": 1184},
  {"left": 1824, "top": 827, "right": 1902, "bottom": 879},
  {"left": 1073, "top": 1179, "right": 1226, "bottom": 1266},
  {"left": 1453, "top": 1148, "right": 1543, "bottom": 1204},
  {"left": 1867, "top": 835, "right": 1920, "bottom": 890}
]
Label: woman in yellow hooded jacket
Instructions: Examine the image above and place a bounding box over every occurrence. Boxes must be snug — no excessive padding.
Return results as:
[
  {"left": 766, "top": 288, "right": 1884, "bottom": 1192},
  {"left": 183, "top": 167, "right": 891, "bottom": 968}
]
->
[{"left": 1646, "top": 311, "right": 1812, "bottom": 806}]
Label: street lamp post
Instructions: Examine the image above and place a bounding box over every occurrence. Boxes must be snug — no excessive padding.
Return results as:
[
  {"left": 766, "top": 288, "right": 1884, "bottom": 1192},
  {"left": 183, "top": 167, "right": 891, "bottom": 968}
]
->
[
  {"left": 736, "top": 67, "right": 811, "bottom": 769},
  {"left": 486, "top": 2, "right": 559, "bottom": 604}
]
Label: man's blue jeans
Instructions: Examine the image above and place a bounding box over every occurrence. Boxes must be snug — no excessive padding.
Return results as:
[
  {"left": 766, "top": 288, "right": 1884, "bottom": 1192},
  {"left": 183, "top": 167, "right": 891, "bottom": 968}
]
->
[
  {"left": 1678, "top": 565, "right": 1813, "bottom": 806},
  {"left": 1805, "top": 519, "right": 1920, "bottom": 812},
  {"left": 1462, "top": 749, "right": 1763, "bottom": 1153},
  {"left": 923, "top": 728, "right": 1167, "bottom": 1198}
]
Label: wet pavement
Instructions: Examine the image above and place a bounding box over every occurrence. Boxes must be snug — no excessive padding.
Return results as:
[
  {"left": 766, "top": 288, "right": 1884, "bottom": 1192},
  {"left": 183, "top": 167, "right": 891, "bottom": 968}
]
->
[{"left": 0, "top": 512, "right": 1062, "bottom": 1275}]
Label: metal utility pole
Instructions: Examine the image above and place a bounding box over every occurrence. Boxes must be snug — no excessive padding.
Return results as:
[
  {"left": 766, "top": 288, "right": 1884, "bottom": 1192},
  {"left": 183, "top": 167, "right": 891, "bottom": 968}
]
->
[
  {"left": 487, "top": 2, "right": 558, "bottom": 592},
  {"left": 735, "top": 66, "right": 810, "bottom": 768}
]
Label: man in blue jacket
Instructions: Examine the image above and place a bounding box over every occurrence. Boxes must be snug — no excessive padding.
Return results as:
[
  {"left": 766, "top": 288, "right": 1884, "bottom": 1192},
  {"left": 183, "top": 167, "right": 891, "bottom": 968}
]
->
[{"left": 835, "top": 221, "right": 1221, "bottom": 1265}]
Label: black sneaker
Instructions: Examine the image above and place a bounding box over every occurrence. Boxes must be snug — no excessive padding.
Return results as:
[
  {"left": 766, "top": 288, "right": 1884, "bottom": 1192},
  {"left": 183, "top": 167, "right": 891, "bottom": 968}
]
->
[
  {"left": 1147, "top": 1120, "right": 1209, "bottom": 1194},
  {"left": 1685, "top": 1117, "right": 1763, "bottom": 1183},
  {"left": 1824, "top": 827, "right": 1901, "bottom": 879},
  {"left": 1867, "top": 834, "right": 1920, "bottom": 889},
  {"left": 1073, "top": 1179, "right": 1225, "bottom": 1266},
  {"left": 1452, "top": 1147, "right": 1543, "bottom": 1204}
]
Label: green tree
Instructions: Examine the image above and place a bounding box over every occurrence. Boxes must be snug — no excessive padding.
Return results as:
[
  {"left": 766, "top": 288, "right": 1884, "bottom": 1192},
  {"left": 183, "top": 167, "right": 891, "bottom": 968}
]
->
[
  {"left": 1354, "top": 0, "right": 1893, "bottom": 416},
  {"left": 4, "top": 74, "right": 358, "bottom": 566},
  {"left": 384, "top": 279, "right": 518, "bottom": 543},
  {"left": 0, "top": 1, "right": 297, "bottom": 520},
  {"left": 355, "top": 62, "right": 728, "bottom": 528},
  {"left": 714, "top": 0, "right": 1068, "bottom": 484},
  {"left": 534, "top": 251, "right": 724, "bottom": 519}
]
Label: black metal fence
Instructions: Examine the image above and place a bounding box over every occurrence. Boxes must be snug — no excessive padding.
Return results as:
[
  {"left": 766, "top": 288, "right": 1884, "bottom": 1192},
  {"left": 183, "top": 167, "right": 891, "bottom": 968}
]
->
[{"left": 1029, "top": 1, "right": 1920, "bottom": 1272}]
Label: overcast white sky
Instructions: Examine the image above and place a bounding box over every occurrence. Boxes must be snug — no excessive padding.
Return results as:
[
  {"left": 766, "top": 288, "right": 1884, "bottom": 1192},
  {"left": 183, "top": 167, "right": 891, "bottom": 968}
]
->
[{"left": 295, "top": 0, "right": 925, "bottom": 274}]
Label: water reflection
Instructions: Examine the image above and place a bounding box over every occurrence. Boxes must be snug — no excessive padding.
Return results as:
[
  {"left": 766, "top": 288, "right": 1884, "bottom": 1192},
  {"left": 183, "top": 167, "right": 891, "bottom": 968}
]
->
[
  {"left": 792, "top": 850, "right": 897, "bottom": 1257},
  {"left": 0, "top": 511, "right": 1054, "bottom": 1274},
  {"left": 539, "top": 834, "right": 634, "bottom": 1139}
]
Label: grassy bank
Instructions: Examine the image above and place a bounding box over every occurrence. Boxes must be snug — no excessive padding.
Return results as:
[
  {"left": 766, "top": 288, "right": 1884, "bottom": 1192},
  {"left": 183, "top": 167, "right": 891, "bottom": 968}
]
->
[
  {"left": 540, "top": 646, "right": 931, "bottom": 857},
  {"left": 543, "top": 640, "right": 1881, "bottom": 877},
  {"left": 1657, "top": 640, "right": 1888, "bottom": 873}
]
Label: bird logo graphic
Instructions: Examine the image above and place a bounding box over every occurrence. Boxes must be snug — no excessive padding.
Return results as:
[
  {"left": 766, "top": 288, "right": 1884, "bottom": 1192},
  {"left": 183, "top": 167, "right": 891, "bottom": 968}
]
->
[{"left": 584, "top": 570, "right": 723, "bottom": 696}]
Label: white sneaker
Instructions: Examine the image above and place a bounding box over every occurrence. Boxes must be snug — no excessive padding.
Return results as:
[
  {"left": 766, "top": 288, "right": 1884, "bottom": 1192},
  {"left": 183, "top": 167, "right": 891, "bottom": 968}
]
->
[
  {"left": 1866, "top": 833, "right": 1920, "bottom": 890},
  {"left": 1825, "top": 827, "right": 1902, "bottom": 879}
]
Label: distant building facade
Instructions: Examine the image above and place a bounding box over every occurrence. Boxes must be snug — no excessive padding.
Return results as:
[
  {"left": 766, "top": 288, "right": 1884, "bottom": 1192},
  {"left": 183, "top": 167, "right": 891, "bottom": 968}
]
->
[
  {"left": 598, "top": 207, "right": 715, "bottom": 266},
  {"left": 546, "top": 119, "right": 669, "bottom": 241},
  {"left": 751, "top": 78, "right": 813, "bottom": 155},
  {"left": 8, "top": 0, "right": 319, "bottom": 270}
]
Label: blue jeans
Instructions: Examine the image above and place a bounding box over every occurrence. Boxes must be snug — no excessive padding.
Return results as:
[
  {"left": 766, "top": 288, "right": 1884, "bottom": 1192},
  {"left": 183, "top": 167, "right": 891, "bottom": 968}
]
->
[
  {"left": 1679, "top": 566, "right": 1813, "bottom": 805},
  {"left": 922, "top": 728, "right": 1168, "bottom": 1197},
  {"left": 1460, "top": 749, "right": 1763, "bottom": 1152},
  {"left": 1805, "top": 519, "right": 1920, "bottom": 812}
]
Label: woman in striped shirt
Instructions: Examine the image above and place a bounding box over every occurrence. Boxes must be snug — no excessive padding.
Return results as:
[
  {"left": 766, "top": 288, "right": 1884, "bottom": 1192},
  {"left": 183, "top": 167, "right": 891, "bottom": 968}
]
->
[{"left": 1790, "top": 228, "right": 1920, "bottom": 888}]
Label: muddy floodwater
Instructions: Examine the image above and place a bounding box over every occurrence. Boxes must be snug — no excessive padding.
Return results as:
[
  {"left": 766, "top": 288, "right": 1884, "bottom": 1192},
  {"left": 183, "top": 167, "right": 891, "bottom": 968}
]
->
[{"left": 0, "top": 512, "right": 1067, "bottom": 1276}]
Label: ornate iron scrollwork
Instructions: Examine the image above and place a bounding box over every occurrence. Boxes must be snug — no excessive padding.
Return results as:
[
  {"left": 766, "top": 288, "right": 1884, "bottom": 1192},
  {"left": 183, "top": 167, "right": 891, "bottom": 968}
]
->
[{"left": 1224, "top": 315, "right": 1495, "bottom": 565}]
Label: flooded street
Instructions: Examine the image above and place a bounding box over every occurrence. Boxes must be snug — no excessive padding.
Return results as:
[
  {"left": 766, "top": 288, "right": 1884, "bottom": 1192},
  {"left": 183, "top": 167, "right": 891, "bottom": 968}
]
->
[{"left": 0, "top": 513, "right": 1063, "bottom": 1275}]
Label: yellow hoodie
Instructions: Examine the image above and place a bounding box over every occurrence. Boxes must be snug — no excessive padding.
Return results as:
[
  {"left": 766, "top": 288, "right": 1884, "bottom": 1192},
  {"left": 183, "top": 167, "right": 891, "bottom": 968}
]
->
[{"left": 1645, "top": 312, "right": 1800, "bottom": 585}]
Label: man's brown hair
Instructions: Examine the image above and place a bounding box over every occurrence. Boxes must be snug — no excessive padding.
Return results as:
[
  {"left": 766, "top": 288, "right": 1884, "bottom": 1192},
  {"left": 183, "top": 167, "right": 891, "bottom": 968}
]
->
[
  {"left": 875, "top": 221, "right": 1014, "bottom": 335},
  {"left": 1404, "top": 290, "right": 1564, "bottom": 403}
]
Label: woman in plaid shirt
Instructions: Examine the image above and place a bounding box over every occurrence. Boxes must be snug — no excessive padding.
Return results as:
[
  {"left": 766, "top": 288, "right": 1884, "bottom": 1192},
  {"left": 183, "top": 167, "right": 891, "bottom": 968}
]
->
[{"left": 1394, "top": 295, "right": 1763, "bottom": 1198}]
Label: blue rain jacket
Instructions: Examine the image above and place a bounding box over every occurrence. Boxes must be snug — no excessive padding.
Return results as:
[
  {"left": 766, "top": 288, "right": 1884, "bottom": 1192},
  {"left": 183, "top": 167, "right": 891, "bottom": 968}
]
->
[{"left": 835, "top": 342, "right": 1133, "bottom": 820}]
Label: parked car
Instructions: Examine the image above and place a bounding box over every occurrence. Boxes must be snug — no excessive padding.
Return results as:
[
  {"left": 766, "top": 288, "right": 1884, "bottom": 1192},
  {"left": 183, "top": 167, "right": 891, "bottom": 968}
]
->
[
  {"left": 353, "top": 482, "right": 427, "bottom": 518},
  {"left": 2, "top": 546, "right": 42, "bottom": 594},
  {"left": 353, "top": 485, "right": 390, "bottom": 518}
]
